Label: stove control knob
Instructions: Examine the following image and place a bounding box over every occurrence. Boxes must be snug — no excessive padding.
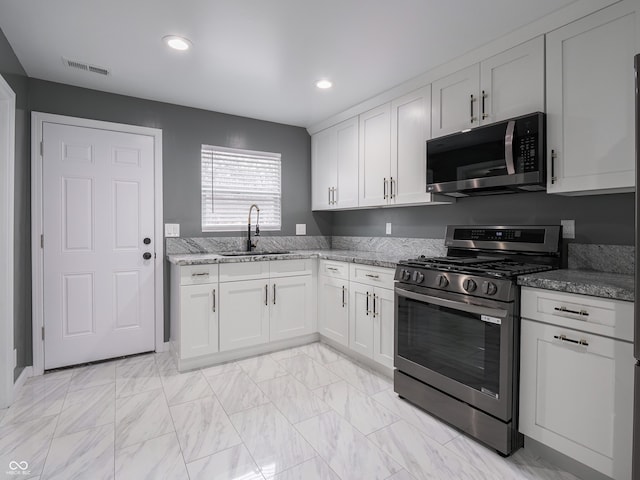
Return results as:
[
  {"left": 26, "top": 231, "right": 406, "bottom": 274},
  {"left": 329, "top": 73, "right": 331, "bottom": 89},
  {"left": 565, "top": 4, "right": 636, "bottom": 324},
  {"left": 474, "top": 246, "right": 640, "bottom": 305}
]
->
[
  {"left": 413, "top": 271, "right": 425, "bottom": 283},
  {"left": 402, "top": 269, "right": 412, "bottom": 281},
  {"left": 482, "top": 281, "right": 498, "bottom": 296},
  {"left": 463, "top": 278, "right": 477, "bottom": 292},
  {"left": 436, "top": 275, "right": 449, "bottom": 288}
]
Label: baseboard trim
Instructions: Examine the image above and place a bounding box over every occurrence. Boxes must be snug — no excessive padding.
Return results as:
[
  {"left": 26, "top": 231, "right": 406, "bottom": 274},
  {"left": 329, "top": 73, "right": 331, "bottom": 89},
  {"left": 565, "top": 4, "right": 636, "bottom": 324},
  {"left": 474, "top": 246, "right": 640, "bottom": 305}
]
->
[{"left": 13, "top": 366, "right": 33, "bottom": 399}]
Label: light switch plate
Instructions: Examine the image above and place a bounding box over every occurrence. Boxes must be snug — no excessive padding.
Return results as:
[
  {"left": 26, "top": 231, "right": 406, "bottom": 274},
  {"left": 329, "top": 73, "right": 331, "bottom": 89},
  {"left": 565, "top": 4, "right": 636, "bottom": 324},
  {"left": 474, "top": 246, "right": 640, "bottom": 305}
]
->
[
  {"left": 164, "top": 223, "right": 180, "bottom": 238},
  {"left": 386, "top": 223, "right": 392, "bottom": 235},
  {"left": 560, "top": 220, "right": 575, "bottom": 239},
  {"left": 296, "top": 224, "right": 306, "bottom": 235}
]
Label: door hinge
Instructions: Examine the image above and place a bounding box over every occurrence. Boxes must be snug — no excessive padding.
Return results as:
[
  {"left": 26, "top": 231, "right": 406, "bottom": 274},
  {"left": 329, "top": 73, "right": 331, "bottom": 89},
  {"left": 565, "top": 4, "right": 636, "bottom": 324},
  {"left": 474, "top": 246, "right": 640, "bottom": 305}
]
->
[
  {"left": 40, "top": 234, "right": 44, "bottom": 248},
  {"left": 40, "top": 141, "right": 43, "bottom": 157},
  {"left": 41, "top": 326, "right": 45, "bottom": 340}
]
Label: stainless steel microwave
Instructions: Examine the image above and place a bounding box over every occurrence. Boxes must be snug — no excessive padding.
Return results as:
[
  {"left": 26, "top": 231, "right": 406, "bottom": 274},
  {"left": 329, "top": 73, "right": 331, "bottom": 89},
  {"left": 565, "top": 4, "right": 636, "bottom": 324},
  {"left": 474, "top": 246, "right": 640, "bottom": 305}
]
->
[{"left": 426, "top": 112, "right": 546, "bottom": 197}]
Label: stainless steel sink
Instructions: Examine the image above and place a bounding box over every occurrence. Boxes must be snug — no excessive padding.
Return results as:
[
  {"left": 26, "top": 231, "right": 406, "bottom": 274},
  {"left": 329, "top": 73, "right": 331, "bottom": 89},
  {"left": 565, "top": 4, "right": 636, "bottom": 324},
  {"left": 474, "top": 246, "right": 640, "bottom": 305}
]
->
[{"left": 219, "top": 250, "right": 290, "bottom": 256}]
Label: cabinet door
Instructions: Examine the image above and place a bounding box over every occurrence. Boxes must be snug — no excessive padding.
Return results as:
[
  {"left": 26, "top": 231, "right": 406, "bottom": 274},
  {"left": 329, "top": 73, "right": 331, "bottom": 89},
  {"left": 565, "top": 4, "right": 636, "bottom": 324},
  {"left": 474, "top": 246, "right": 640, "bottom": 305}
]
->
[
  {"left": 318, "top": 276, "right": 349, "bottom": 347},
  {"left": 391, "top": 86, "right": 433, "bottom": 205},
  {"left": 480, "top": 36, "right": 544, "bottom": 124},
  {"left": 372, "top": 287, "right": 394, "bottom": 368},
  {"left": 359, "top": 103, "right": 391, "bottom": 207},
  {"left": 335, "top": 117, "right": 359, "bottom": 209},
  {"left": 349, "top": 282, "right": 374, "bottom": 358},
  {"left": 219, "top": 279, "right": 269, "bottom": 351},
  {"left": 180, "top": 283, "right": 218, "bottom": 359},
  {"left": 520, "top": 319, "right": 634, "bottom": 479},
  {"left": 270, "top": 275, "right": 314, "bottom": 341},
  {"left": 546, "top": 2, "right": 638, "bottom": 194},
  {"left": 311, "top": 127, "right": 337, "bottom": 210},
  {"left": 432, "top": 64, "right": 480, "bottom": 138}
]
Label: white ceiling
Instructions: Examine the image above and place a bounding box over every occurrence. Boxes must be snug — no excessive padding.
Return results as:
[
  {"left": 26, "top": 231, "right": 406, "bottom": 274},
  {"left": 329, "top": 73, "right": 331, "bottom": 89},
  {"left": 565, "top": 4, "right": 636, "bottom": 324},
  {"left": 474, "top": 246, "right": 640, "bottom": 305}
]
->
[{"left": 0, "top": 0, "right": 577, "bottom": 127}]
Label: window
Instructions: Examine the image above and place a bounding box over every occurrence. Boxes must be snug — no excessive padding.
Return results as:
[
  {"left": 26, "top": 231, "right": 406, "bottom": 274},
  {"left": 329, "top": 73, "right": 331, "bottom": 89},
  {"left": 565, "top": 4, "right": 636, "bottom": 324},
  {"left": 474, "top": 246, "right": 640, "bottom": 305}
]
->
[{"left": 201, "top": 145, "right": 281, "bottom": 232}]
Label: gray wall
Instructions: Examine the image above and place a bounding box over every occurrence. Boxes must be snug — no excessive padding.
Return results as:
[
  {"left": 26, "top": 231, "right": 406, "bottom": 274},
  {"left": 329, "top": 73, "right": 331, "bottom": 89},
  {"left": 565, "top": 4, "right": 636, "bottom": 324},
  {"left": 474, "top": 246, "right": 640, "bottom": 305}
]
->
[
  {"left": 0, "top": 27, "right": 31, "bottom": 380},
  {"left": 28, "top": 78, "right": 331, "bottom": 343},
  {"left": 332, "top": 191, "right": 635, "bottom": 245}
]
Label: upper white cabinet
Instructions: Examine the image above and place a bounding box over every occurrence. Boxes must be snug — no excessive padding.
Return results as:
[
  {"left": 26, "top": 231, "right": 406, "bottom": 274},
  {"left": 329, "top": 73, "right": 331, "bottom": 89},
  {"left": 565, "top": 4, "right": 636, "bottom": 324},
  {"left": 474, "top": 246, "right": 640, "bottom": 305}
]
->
[
  {"left": 311, "top": 117, "right": 358, "bottom": 210},
  {"left": 358, "top": 103, "right": 392, "bottom": 207},
  {"left": 546, "top": 2, "right": 638, "bottom": 195},
  {"left": 358, "top": 86, "right": 442, "bottom": 208},
  {"left": 432, "top": 37, "right": 544, "bottom": 138}
]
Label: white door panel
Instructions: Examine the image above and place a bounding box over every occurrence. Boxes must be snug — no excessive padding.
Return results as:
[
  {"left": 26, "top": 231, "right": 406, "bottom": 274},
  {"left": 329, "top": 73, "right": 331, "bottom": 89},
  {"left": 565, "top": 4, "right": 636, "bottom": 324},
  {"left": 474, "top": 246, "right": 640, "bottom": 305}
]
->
[{"left": 43, "top": 122, "right": 156, "bottom": 369}]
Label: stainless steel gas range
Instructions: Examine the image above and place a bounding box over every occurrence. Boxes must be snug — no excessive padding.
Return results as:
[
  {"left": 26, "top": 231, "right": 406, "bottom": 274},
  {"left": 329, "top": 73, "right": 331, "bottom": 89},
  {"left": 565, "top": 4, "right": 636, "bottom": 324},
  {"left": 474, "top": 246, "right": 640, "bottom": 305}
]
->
[{"left": 393, "top": 225, "right": 562, "bottom": 455}]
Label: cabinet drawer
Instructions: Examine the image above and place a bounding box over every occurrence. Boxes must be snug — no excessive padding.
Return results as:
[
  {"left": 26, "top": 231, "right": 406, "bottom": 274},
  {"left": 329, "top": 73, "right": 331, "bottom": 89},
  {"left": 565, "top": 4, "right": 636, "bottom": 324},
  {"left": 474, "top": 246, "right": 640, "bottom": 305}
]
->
[
  {"left": 521, "top": 287, "right": 633, "bottom": 341},
  {"left": 270, "top": 259, "right": 312, "bottom": 277},
  {"left": 179, "top": 264, "right": 219, "bottom": 285},
  {"left": 219, "top": 261, "right": 270, "bottom": 282},
  {"left": 319, "top": 260, "right": 349, "bottom": 280},
  {"left": 350, "top": 263, "right": 394, "bottom": 289}
]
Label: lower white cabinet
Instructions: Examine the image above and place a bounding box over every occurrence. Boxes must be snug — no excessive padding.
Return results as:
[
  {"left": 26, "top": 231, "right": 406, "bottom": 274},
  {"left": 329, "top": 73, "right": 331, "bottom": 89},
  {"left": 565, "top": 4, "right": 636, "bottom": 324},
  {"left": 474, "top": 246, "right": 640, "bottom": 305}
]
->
[
  {"left": 270, "top": 275, "right": 314, "bottom": 341},
  {"left": 519, "top": 288, "right": 634, "bottom": 479},
  {"left": 219, "top": 279, "right": 270, "bottom": 351},
  {"left": 349, "top": 282, "right": 394, "bottom": 369},
  {"left": 318, "top": 275, "right": 349, "bottom": 347}
]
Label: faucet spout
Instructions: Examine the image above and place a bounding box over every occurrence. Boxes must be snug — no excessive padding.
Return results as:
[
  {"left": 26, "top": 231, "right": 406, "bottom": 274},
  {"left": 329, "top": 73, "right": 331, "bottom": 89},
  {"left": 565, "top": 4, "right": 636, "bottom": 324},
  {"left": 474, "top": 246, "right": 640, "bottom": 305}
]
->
[{"left": 247, "top": 204, "right": 260, "bottom": 252}]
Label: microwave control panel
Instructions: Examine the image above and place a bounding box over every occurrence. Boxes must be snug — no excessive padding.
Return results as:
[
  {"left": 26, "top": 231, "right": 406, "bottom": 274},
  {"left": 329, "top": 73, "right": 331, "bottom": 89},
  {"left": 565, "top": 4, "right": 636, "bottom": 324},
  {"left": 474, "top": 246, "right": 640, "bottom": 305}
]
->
[{"left": 516, "top": 135, "right": 538, "bottom": 173}]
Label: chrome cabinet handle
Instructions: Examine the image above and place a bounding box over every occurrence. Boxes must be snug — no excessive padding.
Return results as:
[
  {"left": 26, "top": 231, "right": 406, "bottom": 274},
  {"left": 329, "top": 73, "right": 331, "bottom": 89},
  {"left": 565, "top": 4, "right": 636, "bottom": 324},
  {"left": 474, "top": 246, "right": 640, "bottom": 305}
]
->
[
  {"left": 554, "top": 306, "right": 589, "bottom": 316},
  {"left": 554, "top": 334, "right": 589, "bottom": 347},
  {"left": 192, "top": 272, "right": 209, "bottom": 277},
  {"left": 372, "top": 293, "right": 377, "bottom": 318},
  {"left": 328, "top": 187, "right": 331, "bottom": 205},
  {"left": 470, "top": 94, "right": 476, "bottom": 123},
  {"left": 265, "top": 284, "right": 268, "bottom": 306},
  {"left": 327, "top": 267, "right": 339, "bottom": 272},
  {"left": 342, "top": 286, "right": 346, "bottom": 307},
  {"left": 366, "top": 292, "right": 370, "bottom": 315},
  {"left": 481, "top": 90, "right": 488, "bottom": 119},
  {"left": 390, "top": 177, "right": 395, "bottom": 199},
  {"left": 383, "top": 178, "right": 388, "bottom": 200},
  {"left": 365, "top": 274, "right": 379, "bottom": 279},
  {"left": 212, "top": 289, "right": 216, "bottom": 313},
  {"left": 332, "top": 187, "right": 337, "bottom": 205},
  {"left": 273, "top": 283, "right": 276, "bottom": 305},
  {"left": 551, "top": 150, "right": 557, "bottom": 184}
]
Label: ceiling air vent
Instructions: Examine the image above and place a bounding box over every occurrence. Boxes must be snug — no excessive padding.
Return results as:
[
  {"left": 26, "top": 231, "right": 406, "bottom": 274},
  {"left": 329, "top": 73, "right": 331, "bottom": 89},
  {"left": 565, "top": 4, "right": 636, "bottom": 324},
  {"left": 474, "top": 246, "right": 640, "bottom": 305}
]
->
[{"left": 62, "top": 57, "right": 110, "bottom": 76}]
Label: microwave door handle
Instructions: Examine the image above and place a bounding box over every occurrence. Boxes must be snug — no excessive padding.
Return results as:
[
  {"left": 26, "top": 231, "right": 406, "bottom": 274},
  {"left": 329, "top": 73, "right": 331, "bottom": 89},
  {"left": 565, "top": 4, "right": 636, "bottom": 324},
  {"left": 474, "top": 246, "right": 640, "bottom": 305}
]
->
[
  {"left": 504, "top": 120, "right": 516, "bottom": 175},
  {"left": 395, "top": 287, "right": 508, "bottom": 318}
]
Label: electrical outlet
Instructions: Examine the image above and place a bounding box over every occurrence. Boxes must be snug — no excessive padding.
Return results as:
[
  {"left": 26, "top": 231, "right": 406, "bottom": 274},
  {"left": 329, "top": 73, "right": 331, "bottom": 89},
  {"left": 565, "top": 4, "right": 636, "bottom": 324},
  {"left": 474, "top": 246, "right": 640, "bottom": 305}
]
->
[
  {"left": 386, "top": 223, "right": 392, "bottom": 235},
  {"left": 164, "top": 223, "right": 180, "bottom": 238},
  {"left": 296, "top": 224, "right": 306, "bottom": 235},
  {"left": 561, "top": 219, "right": 575, "bottom": 239}
]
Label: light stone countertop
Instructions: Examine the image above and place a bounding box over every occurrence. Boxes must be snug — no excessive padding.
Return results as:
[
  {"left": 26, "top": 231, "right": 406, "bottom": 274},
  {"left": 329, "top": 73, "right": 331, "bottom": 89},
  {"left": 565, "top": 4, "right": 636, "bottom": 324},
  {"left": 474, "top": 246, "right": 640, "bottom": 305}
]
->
[
  {"left": 517, "top": 269, "right": 634, "bottom": 302},
  {"left": 166, "top": 249, "right": 405, "bottom": 269}
]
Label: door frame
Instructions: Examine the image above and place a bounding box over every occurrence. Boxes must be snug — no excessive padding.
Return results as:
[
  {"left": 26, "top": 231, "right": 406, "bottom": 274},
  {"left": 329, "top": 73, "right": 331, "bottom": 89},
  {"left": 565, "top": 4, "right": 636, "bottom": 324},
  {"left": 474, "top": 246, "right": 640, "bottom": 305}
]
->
[
  {"left": 0, "top": 75, "right": 15, "bottom": 407},
  {"left": 31, "top": 112, "right": 164, "bottom": 375}
]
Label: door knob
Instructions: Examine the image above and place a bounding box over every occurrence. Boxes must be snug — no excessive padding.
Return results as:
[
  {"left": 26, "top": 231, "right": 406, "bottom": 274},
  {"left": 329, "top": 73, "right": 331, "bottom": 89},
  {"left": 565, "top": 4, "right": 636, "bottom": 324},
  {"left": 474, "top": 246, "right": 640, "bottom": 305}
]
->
[
  {"left": 143, "top": 252, "right": 152, "bottom": 260},
  {"left": 143, "top": 237, "right": 151, "bottom": 245}
]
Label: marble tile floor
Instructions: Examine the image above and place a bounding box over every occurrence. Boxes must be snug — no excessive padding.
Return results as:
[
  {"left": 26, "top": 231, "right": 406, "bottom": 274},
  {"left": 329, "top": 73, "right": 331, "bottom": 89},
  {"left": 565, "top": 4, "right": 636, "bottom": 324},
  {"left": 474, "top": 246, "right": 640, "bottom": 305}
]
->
[{"left": 0, "top": 341, "right": 580, "bottom": 480}]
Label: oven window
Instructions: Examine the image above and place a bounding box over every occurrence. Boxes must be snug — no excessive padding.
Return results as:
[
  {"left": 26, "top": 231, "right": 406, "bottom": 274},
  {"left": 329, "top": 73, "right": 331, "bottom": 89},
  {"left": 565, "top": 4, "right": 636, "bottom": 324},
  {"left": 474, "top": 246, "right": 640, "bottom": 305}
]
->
[{"left": 397, "top": 295, "right": 501, "bottom": 397}]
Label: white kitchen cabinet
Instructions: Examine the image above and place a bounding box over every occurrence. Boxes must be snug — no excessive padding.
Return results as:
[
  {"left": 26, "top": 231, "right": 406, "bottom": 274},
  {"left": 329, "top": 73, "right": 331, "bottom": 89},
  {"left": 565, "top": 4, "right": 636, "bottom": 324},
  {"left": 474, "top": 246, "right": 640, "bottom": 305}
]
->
[
  {"left": 432, "top": 37, "right": 544, "bottom": 138},
  {"left": 170, "top": 264, "right": 219, "bottom": 362},
  {"left": 311, "top": 116, "right": 358, "bottom": 210},
  {"left": 519, "top": 287, "right": 634, "bottom": 479},
  {"left": 219, "top": 278, "right": 270, "bottom": 351},
  {"left": 349, "top": 282, "right": 375, "bottom": 357},
  {"left": 546, "top": 2, "right": 638, "bottom": 195},
  {"left": 359, "top": 103, "right": 392, "bottom": 207},
  {"left": 270, "top": 275, "right": 314, "bottom": 341},
  {"left": 318, "top": 275, "right": 349, "bottom": 347},
  {"left": 391, "top": 86, "right": 434, "bottom": 205},
  {"left": 372, "top": 286, "right": 394, "bottom": 368}
]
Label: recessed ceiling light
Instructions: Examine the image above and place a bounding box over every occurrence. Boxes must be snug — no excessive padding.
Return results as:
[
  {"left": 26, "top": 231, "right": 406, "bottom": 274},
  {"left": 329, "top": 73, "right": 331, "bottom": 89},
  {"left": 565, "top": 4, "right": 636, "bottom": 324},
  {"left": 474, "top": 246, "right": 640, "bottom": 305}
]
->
[
  {"left": 316, "top": 79, "right": 333, "bottom": 89},
  {"left": 163, "top": 35, "right": 192, "bottom": 51}
]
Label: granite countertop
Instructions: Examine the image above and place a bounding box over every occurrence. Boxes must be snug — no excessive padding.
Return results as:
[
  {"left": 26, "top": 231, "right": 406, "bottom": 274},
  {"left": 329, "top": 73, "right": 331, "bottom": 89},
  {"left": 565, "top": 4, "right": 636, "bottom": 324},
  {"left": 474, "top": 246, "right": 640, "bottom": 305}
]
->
[
  {"left": 517, "top": 269, "right": 634, "bottom": 302},
  {"left": 167, "top": 249, "right": 404, "bottom": 269}
]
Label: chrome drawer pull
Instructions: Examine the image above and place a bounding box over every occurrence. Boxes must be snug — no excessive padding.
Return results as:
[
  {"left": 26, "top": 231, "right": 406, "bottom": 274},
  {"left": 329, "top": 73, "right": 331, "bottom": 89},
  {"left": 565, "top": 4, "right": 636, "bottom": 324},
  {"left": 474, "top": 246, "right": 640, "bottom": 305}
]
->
[
  {"left": 554, "top": 306, "right": 589, "bottom": 316},
  {"left": 191, "top": 272, "right": 209, "bottom": 277},
  {"left": 365, "top": 274, "right": 379, "bottom": 279},
  {"left": 553, "top": 334, "right": 589, "bottom": 347},
  {"left": 327, "top": 267, "right": 339, "bottom": 272}
]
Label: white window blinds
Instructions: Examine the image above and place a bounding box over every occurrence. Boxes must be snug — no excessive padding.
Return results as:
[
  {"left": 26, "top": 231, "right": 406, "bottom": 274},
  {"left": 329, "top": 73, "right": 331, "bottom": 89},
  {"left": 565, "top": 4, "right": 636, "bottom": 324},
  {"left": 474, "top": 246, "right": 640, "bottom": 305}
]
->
[{"left": 201, "top": 145, "right": 282, "bottom": 232}]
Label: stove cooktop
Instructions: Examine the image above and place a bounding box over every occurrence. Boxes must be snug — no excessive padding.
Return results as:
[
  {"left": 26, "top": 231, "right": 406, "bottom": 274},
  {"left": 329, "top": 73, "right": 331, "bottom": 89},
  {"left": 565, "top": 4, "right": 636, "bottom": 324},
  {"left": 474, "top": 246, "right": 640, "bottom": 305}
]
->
[{"left": 400, "top": 255, "right": 554, "bottom": 279}]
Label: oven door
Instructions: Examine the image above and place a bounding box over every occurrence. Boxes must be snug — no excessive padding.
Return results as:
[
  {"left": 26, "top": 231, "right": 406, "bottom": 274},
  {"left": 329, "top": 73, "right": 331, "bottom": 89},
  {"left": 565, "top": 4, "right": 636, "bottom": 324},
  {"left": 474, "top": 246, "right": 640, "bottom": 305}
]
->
[{"left": 394, "top": 284, "right": 515, "bottom": 421}]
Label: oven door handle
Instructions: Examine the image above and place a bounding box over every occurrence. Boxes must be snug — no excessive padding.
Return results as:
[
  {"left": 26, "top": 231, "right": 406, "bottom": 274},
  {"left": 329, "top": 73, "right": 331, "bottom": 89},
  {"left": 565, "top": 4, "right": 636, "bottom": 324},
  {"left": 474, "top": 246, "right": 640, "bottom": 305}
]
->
[{"left": 395, "top": 288, "right": 508, "bottom": 318}]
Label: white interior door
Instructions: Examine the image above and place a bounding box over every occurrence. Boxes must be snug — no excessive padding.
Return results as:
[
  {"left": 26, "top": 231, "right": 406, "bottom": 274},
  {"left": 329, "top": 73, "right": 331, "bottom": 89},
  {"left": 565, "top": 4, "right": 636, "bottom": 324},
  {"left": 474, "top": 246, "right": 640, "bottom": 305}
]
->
[{"left": 42, "top": 122, "right": 156, "bottom": 369}]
